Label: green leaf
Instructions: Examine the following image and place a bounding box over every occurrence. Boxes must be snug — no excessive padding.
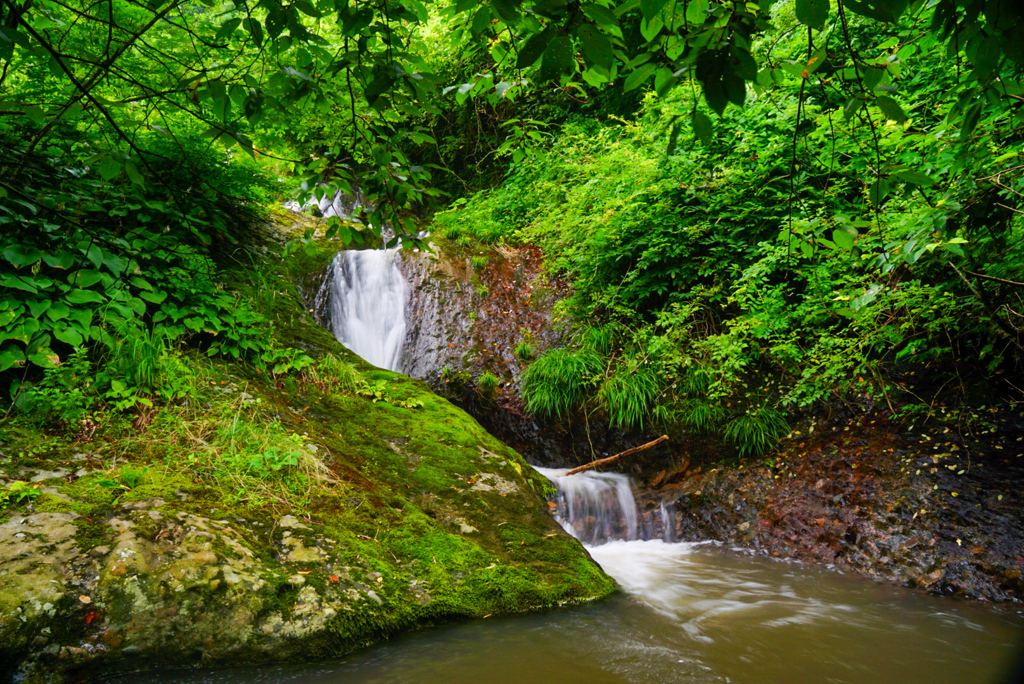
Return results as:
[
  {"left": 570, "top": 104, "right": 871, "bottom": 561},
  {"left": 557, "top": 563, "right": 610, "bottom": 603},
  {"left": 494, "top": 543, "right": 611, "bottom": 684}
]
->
[
  {"left": 26, "top": 299, "right": 50, "bottom": 317},
  {"left": 472, "top": 6, "right": 492, "bottom": 35},
  {"left": 53, "top": 325, "right": 84, "bottom": 347},
  {"left": 639, "top": 15, "right": 663, "bottom": 42},
  {"left": 491, "top": 0, "right": 521, "bottom": 24},
  {"left": 3, "top": 244, "right": 42, "bottom": 267},
  {"left": 245, "top": 17, "right": 263, "bottom": 46},
  {"left": 96, "top": 155, "right": 121, "bottom": 181},
  {"left": 71, "top": 270, "right": 103, "bottom": 288},
  {"left": 42, "top": 251, "right": 74, "bottom": 269},
  {"left": 579, "top": 25, "right": 613, "bottom": 69},
  {"left": 0, "top": 345, "right": 25, "bottom": 372},
  {"left": 66, "top": 289, "right": 105, "bottom": 304},
  {"left": 539, "top": 35, "right": 573, "bottom": 82},
  {"left": 833, "top": 226, "right": 858, "bottom": 250},
  {"left": 893, "top": 169, "right": 936, "bottom": 187},
  {"left": 640, "top": 0, "right": 669, "bottom": 21},
  {"left": 795, "top": 0, "right": 829, "bottom": 30},
  {"left": 624, "top": 62, "right": 656, "bottom": 91},
  {"left": 45, "top": 302, "right": 70, "bottom": 321},
  {"left": 583, "top": 5, "right": 619, "bottom": 26},
  {"left": 692, "top": 110, "right": 713, "bottom": 145},
  {"left": 216, "top": 17, "right": 241, "bottom": 41},
  {"left": 517, "top": 31, "right": 548, "bottom": 69},
  {"left": 875, "top": 95, "right": 907, "bottom": 123},
  {"left": 868, "top": 179, "right": 890, "bottom": 207},
  {"left": 666, "top": 119, "right": 682, "bottom": 155},
  {"left": 364, "top": 73, "right": 396, "bottom": 106},
  {"left": 843, "top": 0, "right": 909, "bottom": 23}
]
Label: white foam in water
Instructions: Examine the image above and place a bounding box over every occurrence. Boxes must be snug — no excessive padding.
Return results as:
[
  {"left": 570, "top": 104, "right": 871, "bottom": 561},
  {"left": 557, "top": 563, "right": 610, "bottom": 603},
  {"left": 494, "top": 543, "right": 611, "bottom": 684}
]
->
[{"left": 328, "top": 250, "right": 409, "bottom": 372}]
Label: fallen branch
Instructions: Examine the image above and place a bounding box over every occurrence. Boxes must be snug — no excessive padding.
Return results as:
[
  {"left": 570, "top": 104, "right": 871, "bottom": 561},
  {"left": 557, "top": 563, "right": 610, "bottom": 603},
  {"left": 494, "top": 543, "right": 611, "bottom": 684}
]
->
[{"left": 565, "top": 435, "right": 669, "bottom": 476}]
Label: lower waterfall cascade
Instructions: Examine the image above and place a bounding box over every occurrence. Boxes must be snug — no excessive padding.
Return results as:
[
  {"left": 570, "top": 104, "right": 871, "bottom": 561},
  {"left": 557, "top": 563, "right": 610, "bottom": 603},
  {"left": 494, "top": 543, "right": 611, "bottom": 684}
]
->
[{"left": 534, "top": 466, "right": 671, "bottom": 545}]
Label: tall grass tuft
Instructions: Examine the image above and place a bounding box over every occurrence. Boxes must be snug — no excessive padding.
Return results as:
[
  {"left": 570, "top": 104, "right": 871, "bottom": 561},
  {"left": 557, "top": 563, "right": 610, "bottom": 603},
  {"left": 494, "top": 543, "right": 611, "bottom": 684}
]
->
[
  {"left": 477, "top": 371, "right": 500, "bottom": 402},
  {"left": 311, "top": 354, "right": 360, "bottom": 391},
  {"left": 521, "top": 348, "right": 603, "bottom": 418},
  {"left": 599, "top": 363, "right": 660, "bottom": 431},
  {"left": 724, "top": 406, "right": 789, "bottom": 457},
  {"left": 678, "top": 398, "right": 727, "bottom": 432}
]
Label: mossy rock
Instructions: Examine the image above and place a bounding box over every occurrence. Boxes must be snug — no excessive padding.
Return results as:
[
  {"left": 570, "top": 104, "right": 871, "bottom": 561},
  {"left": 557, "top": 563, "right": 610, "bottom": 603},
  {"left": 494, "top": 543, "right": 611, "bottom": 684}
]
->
[{"left": 0, "top": 222, "right": 614, "bottom": 683}]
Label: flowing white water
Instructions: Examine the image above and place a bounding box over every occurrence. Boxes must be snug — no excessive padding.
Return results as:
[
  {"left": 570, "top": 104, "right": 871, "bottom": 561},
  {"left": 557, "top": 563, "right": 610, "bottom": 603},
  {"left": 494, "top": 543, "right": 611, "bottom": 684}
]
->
[
  {"left": 534, "top": 466, "right": 641, "bottom": 545},
  {"left": 327, "top": 249, "right": 409, "bottom": 371}
]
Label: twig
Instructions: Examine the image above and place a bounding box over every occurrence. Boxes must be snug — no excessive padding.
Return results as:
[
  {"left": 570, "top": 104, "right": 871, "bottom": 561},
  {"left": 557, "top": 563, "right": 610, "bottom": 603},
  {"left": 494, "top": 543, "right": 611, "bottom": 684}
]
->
[{"left": 564, "top": 435, "right": 669, "bottom": 476}]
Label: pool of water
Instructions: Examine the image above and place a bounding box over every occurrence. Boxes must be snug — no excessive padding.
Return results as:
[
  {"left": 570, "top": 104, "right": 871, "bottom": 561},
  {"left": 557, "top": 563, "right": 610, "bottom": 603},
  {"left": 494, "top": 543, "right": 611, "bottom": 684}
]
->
[{"left": 116, "top": 540, "right": 1024, "bottom": 684}]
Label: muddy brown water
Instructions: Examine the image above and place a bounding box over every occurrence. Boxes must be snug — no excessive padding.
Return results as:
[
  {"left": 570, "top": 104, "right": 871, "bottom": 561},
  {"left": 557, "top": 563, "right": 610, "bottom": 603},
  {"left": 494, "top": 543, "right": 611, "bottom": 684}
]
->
[{"left": 111, "top": 540, "right": 1024, "bottom": 684}]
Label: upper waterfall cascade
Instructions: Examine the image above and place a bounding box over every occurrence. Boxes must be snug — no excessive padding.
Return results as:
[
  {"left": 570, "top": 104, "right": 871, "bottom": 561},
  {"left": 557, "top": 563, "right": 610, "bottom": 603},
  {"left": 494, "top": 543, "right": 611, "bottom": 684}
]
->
[{"left": 327, "top": 249, "right": 409, "bottom": 372}]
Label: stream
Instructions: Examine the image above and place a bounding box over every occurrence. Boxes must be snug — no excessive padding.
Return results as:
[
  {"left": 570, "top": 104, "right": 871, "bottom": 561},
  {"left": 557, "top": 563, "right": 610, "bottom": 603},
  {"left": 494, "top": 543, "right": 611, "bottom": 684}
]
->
[{"left": 119, "top": 464, "right": 1024, "bottom": 684}]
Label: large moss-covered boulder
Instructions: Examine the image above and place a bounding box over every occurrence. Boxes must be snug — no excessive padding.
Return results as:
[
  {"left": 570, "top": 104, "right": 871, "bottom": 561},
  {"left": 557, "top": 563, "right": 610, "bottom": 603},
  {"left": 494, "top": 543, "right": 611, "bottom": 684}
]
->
[{"left": 0, "top": 233, "right": 614, "bottom": 683}]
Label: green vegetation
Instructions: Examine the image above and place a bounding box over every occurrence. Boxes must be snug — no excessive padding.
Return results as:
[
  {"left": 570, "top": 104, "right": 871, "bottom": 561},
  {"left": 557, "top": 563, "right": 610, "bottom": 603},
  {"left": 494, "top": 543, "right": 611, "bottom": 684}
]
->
[
  {"left": 476, "top": 371, "right": 500, "bottom": 401},
  {"left": 431, "top": 5, "right": 1024, "bottom": 455}
]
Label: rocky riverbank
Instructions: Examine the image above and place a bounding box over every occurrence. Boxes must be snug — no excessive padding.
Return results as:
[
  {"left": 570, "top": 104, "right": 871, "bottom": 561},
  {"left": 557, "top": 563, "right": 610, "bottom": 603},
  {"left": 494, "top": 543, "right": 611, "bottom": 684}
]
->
[{"left": 636, "top": 407, "right": 1024, "bottom": 602}]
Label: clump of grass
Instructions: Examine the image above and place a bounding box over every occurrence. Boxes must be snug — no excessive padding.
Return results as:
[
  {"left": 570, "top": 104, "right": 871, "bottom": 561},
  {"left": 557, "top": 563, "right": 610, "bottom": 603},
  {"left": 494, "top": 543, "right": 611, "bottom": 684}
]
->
[
  {"left": 599, "top": 363, "right": 660, "bottom": 431},
  {"left": 581, "top": 324, "right": 618, "bottom": 356},
  {"left": 724, "top": 406, "right": 789, "bottom": 457},
  {"left": 311, "top": 353, "right": 360, "bottom": 391},
  {"left": 514, "top": 340, "right": 534, "bottom": 361},
  {"left": 678, "top": 398, "right": 727, "bottom": 433},
  {"left": 471, "top": 254, "right": 489, "bottom": 270},
  {"left": 521, "top": 348, "right": 602, "bottom": 419},
  {"left": 155, "top": 390, "right": 339, "bottom": 508},
  {"left": 477, "top": 372, "right": 500, "bottom": 402}
]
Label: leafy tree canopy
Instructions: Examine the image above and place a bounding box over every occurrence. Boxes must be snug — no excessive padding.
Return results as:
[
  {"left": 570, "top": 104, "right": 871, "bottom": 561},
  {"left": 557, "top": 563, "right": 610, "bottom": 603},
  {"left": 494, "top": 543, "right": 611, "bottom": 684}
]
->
[{"left": 1, "top": 0, "right": 1021, "bottom": 234}]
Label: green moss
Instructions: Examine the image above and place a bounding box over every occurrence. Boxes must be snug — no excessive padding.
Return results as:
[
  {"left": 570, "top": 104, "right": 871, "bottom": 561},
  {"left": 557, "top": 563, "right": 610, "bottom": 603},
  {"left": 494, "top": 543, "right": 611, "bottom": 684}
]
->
[
  {"left": 32, "top": 494, "right": 74, "bottom": 514},
  {"left": 0, "top": 234, "right": 616, "bottom": 682}
]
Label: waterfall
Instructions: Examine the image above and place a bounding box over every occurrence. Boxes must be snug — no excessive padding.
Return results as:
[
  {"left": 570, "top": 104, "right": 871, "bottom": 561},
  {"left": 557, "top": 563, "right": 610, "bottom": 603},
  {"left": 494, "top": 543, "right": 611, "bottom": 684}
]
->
[
  {"left": 327, "top": 250, "right": 409, "bottom": 372},
  {"left": 535, "top": 466, "right": 678, "bottom": 545},
  {"left": 534, "top": 467, "right": 639, "bottom": 545}
]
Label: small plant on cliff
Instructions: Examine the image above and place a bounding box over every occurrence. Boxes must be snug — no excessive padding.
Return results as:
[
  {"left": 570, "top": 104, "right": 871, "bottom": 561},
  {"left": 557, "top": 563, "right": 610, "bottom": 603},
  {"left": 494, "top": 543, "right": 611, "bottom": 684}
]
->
[
  {"left": 477, "top": 372, "right": 500, "bottom": 402},
  {"left": 311, "top": 354, "right": 360, "bottom": 391},
  {"left": 17, "top": 348, "right": 97, "bottom": 425},
  {"left": 2, "top": 480, "right": 40, "bottom": 507},
  {"left": 600, "top": 363, "right": 661, "bottom": 431},
  {"left": 677, "top": 399, "right": 727, "bottom": 433},
  {"left": 514, "top": 340, "right": 535, "bottom": 361},
  {"left": 724, "top": 406, "right": 789, "bottom": 457},
  {"left": 521, "top": 348, "right": 602, "bottom": 419}
]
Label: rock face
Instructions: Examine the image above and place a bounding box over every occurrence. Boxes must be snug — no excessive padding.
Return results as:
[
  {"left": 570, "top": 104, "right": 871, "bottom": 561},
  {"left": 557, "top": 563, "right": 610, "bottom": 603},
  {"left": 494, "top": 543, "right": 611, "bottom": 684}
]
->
[
  {"left": 639, "top": 408, "right": 1024, "bottom": 602},
  {"left": 0, "top": 243, "right": 614, "bottom": 684}
]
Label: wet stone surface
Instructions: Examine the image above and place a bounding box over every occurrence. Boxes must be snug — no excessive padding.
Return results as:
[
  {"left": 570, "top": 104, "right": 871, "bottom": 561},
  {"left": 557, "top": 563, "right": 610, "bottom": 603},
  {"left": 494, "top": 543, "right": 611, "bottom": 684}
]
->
[{"left": 639, "top": 407, "right": 1024, "bottom": 601}]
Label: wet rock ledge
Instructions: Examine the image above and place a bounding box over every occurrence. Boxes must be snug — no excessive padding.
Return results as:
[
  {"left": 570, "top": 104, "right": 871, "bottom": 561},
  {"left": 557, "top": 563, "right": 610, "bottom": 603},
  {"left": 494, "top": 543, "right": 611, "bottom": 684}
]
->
[{"left": 640, "top": 407, "right": 1024, "bottom": 602}]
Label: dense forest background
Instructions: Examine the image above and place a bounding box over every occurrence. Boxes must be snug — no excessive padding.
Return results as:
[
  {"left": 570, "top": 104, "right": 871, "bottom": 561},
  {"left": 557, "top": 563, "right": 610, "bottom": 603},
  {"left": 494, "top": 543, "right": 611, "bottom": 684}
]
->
[{"left": 1, "top": 0, "right": 1023, "bottom": 457}]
